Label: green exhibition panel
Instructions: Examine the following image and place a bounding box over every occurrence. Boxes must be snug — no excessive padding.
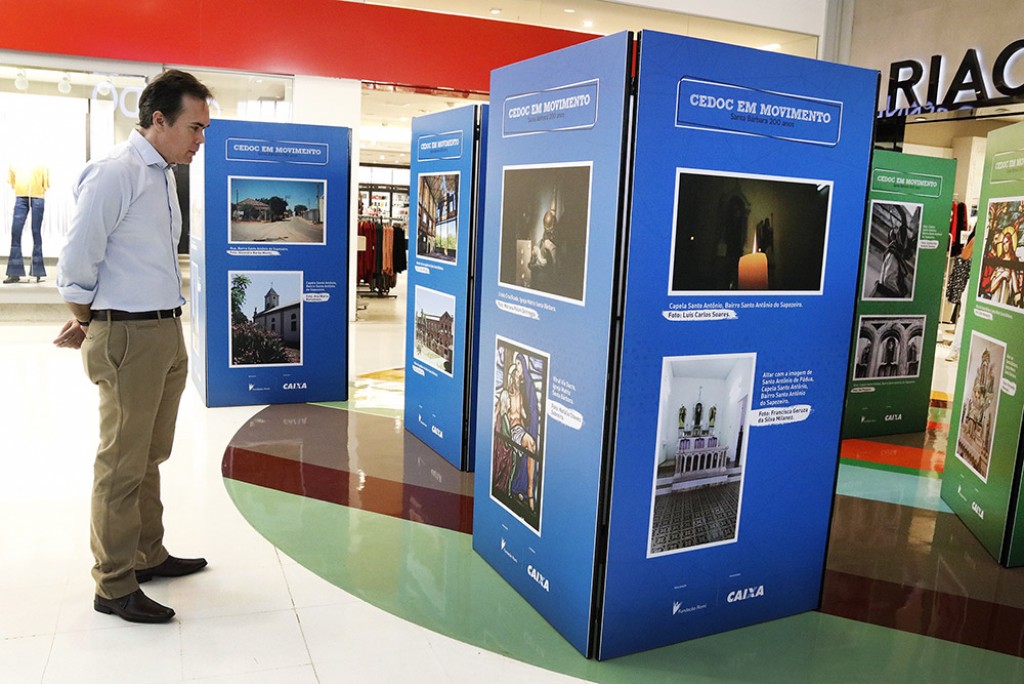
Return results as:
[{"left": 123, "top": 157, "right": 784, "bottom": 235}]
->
[
  {"left": 843, "top": 150, "right": 955, "bottom": 437},
  {"left": 941, "top": 121, "right": 1024, "bottom": 567}
]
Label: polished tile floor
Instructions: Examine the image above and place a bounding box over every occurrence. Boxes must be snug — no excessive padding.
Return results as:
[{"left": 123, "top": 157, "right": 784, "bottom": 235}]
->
[{"left": 3, "top": 280, "right": 1023, "bottom": 682}]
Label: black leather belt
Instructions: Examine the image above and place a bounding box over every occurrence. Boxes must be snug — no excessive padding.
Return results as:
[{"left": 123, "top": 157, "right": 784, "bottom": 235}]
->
[{"left": 91, "top": 307, "right": 182, "bottom": 322}]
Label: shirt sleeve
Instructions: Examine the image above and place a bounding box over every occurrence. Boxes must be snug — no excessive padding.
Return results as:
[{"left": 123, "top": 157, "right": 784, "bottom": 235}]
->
[{"left": 56, "top": 161, "right": 132, "bottom": 305}]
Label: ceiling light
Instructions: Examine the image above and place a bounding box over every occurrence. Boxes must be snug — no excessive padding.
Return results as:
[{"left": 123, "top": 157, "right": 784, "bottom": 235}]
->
[
  {"left": 583, "top": 19, "right": 594, "bottom": 28},
  {"left": 57, "top": 73, "right": 72, "bottom": 94},
  {"left": 760, "top": 43, "right": 782, "bottom": 51},
  {"left": 490, "top": 7, "right": 501, "bottom": 15},
  {"left": 564, "top": 8, "right": 576, "bottom": 12},
  {"left": 14, "top": 70, "right": 28, "bottom": 91}
]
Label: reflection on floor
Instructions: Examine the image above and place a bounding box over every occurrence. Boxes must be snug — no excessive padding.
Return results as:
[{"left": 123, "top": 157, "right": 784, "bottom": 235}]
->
[{"left": 223, "top": 385, "right": 1024, "bottom": 682}]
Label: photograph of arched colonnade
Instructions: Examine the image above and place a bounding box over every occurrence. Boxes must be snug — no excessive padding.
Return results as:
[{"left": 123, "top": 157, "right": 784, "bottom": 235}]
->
[{"left": 853, "top": 315, "right": 925, "bottom": 381}]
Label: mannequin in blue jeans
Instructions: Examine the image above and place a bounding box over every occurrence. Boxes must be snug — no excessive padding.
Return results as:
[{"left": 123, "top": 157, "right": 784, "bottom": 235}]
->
[{"left": 5, "top": 164, "right": 50, "bottom": 283}]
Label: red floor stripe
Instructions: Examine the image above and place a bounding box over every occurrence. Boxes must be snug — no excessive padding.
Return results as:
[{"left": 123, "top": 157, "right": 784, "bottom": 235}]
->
[
  {"left": 840, "top": 439, "right": 945, "bottom": 473},
  {"left": 222, "top": 446, "right": 474, "bottom": 533},
  {"left": 822, "top": 569, "right": 1024, "bottom": 658}
]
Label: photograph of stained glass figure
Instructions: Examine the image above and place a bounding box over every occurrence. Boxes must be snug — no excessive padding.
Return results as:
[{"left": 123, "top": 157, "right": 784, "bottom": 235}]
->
[
  {"left": 490, "top": 336, "right": 549, "bottom": 534},
  {"left": 977, "top": 198, "right": 1024, "bottom": 313}
]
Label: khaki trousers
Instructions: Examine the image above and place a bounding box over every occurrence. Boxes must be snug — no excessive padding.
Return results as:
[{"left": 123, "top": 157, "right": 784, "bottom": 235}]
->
[{"left": 82, "top": 316, "right": 187, "bottom": 599}]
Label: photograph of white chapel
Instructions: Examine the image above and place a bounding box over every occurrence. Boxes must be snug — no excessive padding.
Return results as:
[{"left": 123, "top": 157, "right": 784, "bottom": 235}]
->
[
  {"left": 229, "top": 270, "right": 303, "bottom": 367},
  {"left": 648, "top": 353, "right": 755, "bottom": 557}
]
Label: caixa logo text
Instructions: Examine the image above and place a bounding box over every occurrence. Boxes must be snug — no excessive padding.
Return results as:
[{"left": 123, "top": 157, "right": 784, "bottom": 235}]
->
[
  {"left": 727, "top": 585, "right": 765, "bottom": 603},
  {"left": 283, "top": 382, "right": 308, "bottom": 390},
  {"left": 527, "top": 564, "right": 550, "bottom": 592}
]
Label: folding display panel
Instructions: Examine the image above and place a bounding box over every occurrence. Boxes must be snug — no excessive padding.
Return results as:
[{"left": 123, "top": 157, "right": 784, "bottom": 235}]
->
[
  {"left": 190, "top": 120, "right": 351, "bottom": 407},
  {"left": 842, "top": 150, "right": 955, "bottom": 437},
  {"left": 471, "top": 32, "right": 633, "bottom": 655},
  {"left": 472, "top": 30, "right": 878, "bottom": 659},
  {"left": 941, "top": 121, "right": 1024, "bottom": 567},
  {"left": 404, "top": 105, "right": 488, "bottom": 470}
]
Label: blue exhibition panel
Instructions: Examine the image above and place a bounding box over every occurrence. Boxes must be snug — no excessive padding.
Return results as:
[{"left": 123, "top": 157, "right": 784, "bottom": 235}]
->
[
  {"left": 599, "top": 32, "right": 878, "bottom": 658},
  {"left": 190, "top": 120, "right": 350, "bottom": 407},
  {"left": 470, "top": 30, "right": 878, "bottom": 660},
  {"left": 404, "top": 105, "right": 487, "bottom": 470},
  {"left": 471, "top": 32, "right": 633, "bottom": 656}
]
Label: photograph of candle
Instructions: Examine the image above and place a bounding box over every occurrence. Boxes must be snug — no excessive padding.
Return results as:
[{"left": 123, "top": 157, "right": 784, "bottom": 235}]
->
[
  {"left": 669, "top": 168, "right": 831, "bottom": 294},
  {"left": 737, "top": 250, "right": 768, "bottom": 289}
]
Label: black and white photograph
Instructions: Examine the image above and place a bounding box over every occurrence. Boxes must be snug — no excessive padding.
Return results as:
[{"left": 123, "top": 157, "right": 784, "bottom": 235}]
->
[
  {"left": 490, "top": 336, "right": 549, "bottom": 534},
  {"left": 954, "top": 331, "right": 1006, "bottom": 483},
  {"left": 852, "top": 315, "right": 926, "bottom": 381},
  {"left": 229, "top": 270, "right": 303, "bottom": 367},
  {"left": 976, "top": 197, "right": 1024, "bottom": 313},
  {"left": 648, "top": 353, "right": 755, "bottom": 557},
  {"left": 498, "top": 163, "right": 592, "bottom": 304},
  {"left": 861, "top": 199, "right": 924, "bottom": 301},
  {"left": 669, "top": 169, "right": 832, "bottom": 294},
  {"left": 416, "top": 172, "right": 460, "bottom": 263},
  {"left": 412, "top": 285, "right": 456, "bottom": 376},
  {"left": 229, "top": 177, "right": 327, "bottom": 244}
]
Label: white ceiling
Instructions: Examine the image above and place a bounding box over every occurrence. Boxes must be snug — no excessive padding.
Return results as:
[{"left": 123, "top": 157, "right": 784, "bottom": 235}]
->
[{"left": 358, "top": 0, "right": 819, "bottom": 165}]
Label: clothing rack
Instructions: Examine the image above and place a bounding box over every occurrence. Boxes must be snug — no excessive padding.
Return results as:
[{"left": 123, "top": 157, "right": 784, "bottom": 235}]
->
[{"left": 356, "top": 215, "right": 407, "bottom": 297}]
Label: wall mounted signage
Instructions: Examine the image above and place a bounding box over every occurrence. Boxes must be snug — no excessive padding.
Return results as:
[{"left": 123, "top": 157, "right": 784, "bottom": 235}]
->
[{"left": 882, "top": 38, "right": 1024, "bottom": 118}]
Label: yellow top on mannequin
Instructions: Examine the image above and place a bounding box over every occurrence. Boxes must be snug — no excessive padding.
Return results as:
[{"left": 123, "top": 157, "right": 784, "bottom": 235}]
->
[{"left": 9, "top": 164, "right": 50, "bottom": 198}]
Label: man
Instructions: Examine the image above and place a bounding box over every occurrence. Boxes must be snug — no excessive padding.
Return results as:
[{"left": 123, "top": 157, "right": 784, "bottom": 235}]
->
[{"left": 53, "top": 70, "right": 212, "bottom": 623}]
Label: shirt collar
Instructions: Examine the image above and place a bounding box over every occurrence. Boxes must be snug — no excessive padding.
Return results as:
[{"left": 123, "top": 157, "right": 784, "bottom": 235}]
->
[{"left": 129, "top": 129, "right": 172, "bottom": 170}]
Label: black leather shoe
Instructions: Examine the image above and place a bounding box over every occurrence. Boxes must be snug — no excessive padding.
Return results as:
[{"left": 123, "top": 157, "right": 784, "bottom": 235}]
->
[
  {"left": 94, "top": 589, "right": 175, "bottom": 623},
  {"left": 136, "top": 555, "right": 208, "bottom": 583}
]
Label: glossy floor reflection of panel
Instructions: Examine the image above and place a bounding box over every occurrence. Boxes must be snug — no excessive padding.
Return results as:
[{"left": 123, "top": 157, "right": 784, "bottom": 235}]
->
[{"left": 222, "top": 399, "right": 1024, "bottom": 682}]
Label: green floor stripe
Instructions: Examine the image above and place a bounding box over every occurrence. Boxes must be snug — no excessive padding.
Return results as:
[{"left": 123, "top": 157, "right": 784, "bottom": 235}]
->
[
  {"left": 840, "top": 457, "right": 941, "bottom": 479},
  {"left": 224, "top": 479, "right": 1023, "bottom": 683}
]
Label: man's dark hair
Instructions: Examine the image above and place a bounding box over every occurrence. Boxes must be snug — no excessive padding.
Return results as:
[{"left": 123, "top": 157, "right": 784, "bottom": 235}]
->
[{"left": 138, "top": 69, "right": 212, "bottom": 128}]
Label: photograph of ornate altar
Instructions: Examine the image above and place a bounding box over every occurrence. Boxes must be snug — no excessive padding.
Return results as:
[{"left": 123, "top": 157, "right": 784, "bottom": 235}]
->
[
  {"left": 954, "top": 331, "right": 1006, "bottom": 482},
  {"left": 853, "top": 315, "right": 925, "bottom": 381},
  {"left": 647, "top": 354, "right": 755, "bottom": 557}
]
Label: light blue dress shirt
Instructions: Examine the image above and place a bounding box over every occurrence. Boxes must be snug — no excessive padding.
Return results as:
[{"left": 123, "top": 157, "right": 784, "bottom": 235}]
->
[{"left": 57, "top": 129, "right": 186, "bottom": 312}]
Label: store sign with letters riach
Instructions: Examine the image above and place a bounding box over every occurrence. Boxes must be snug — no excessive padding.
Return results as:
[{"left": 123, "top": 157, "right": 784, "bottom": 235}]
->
[
  {"left": 502, "top": 79, "right": 599, "bottom": 136},
  {"left": 675, "top": 77, "right": 842, "bottom": 147},
  {"left": 882, "top": 39, "right": 1024, "bottom": 117},
  {"left": 417, "top": 131, "right": 464, "bottom": 162}
]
